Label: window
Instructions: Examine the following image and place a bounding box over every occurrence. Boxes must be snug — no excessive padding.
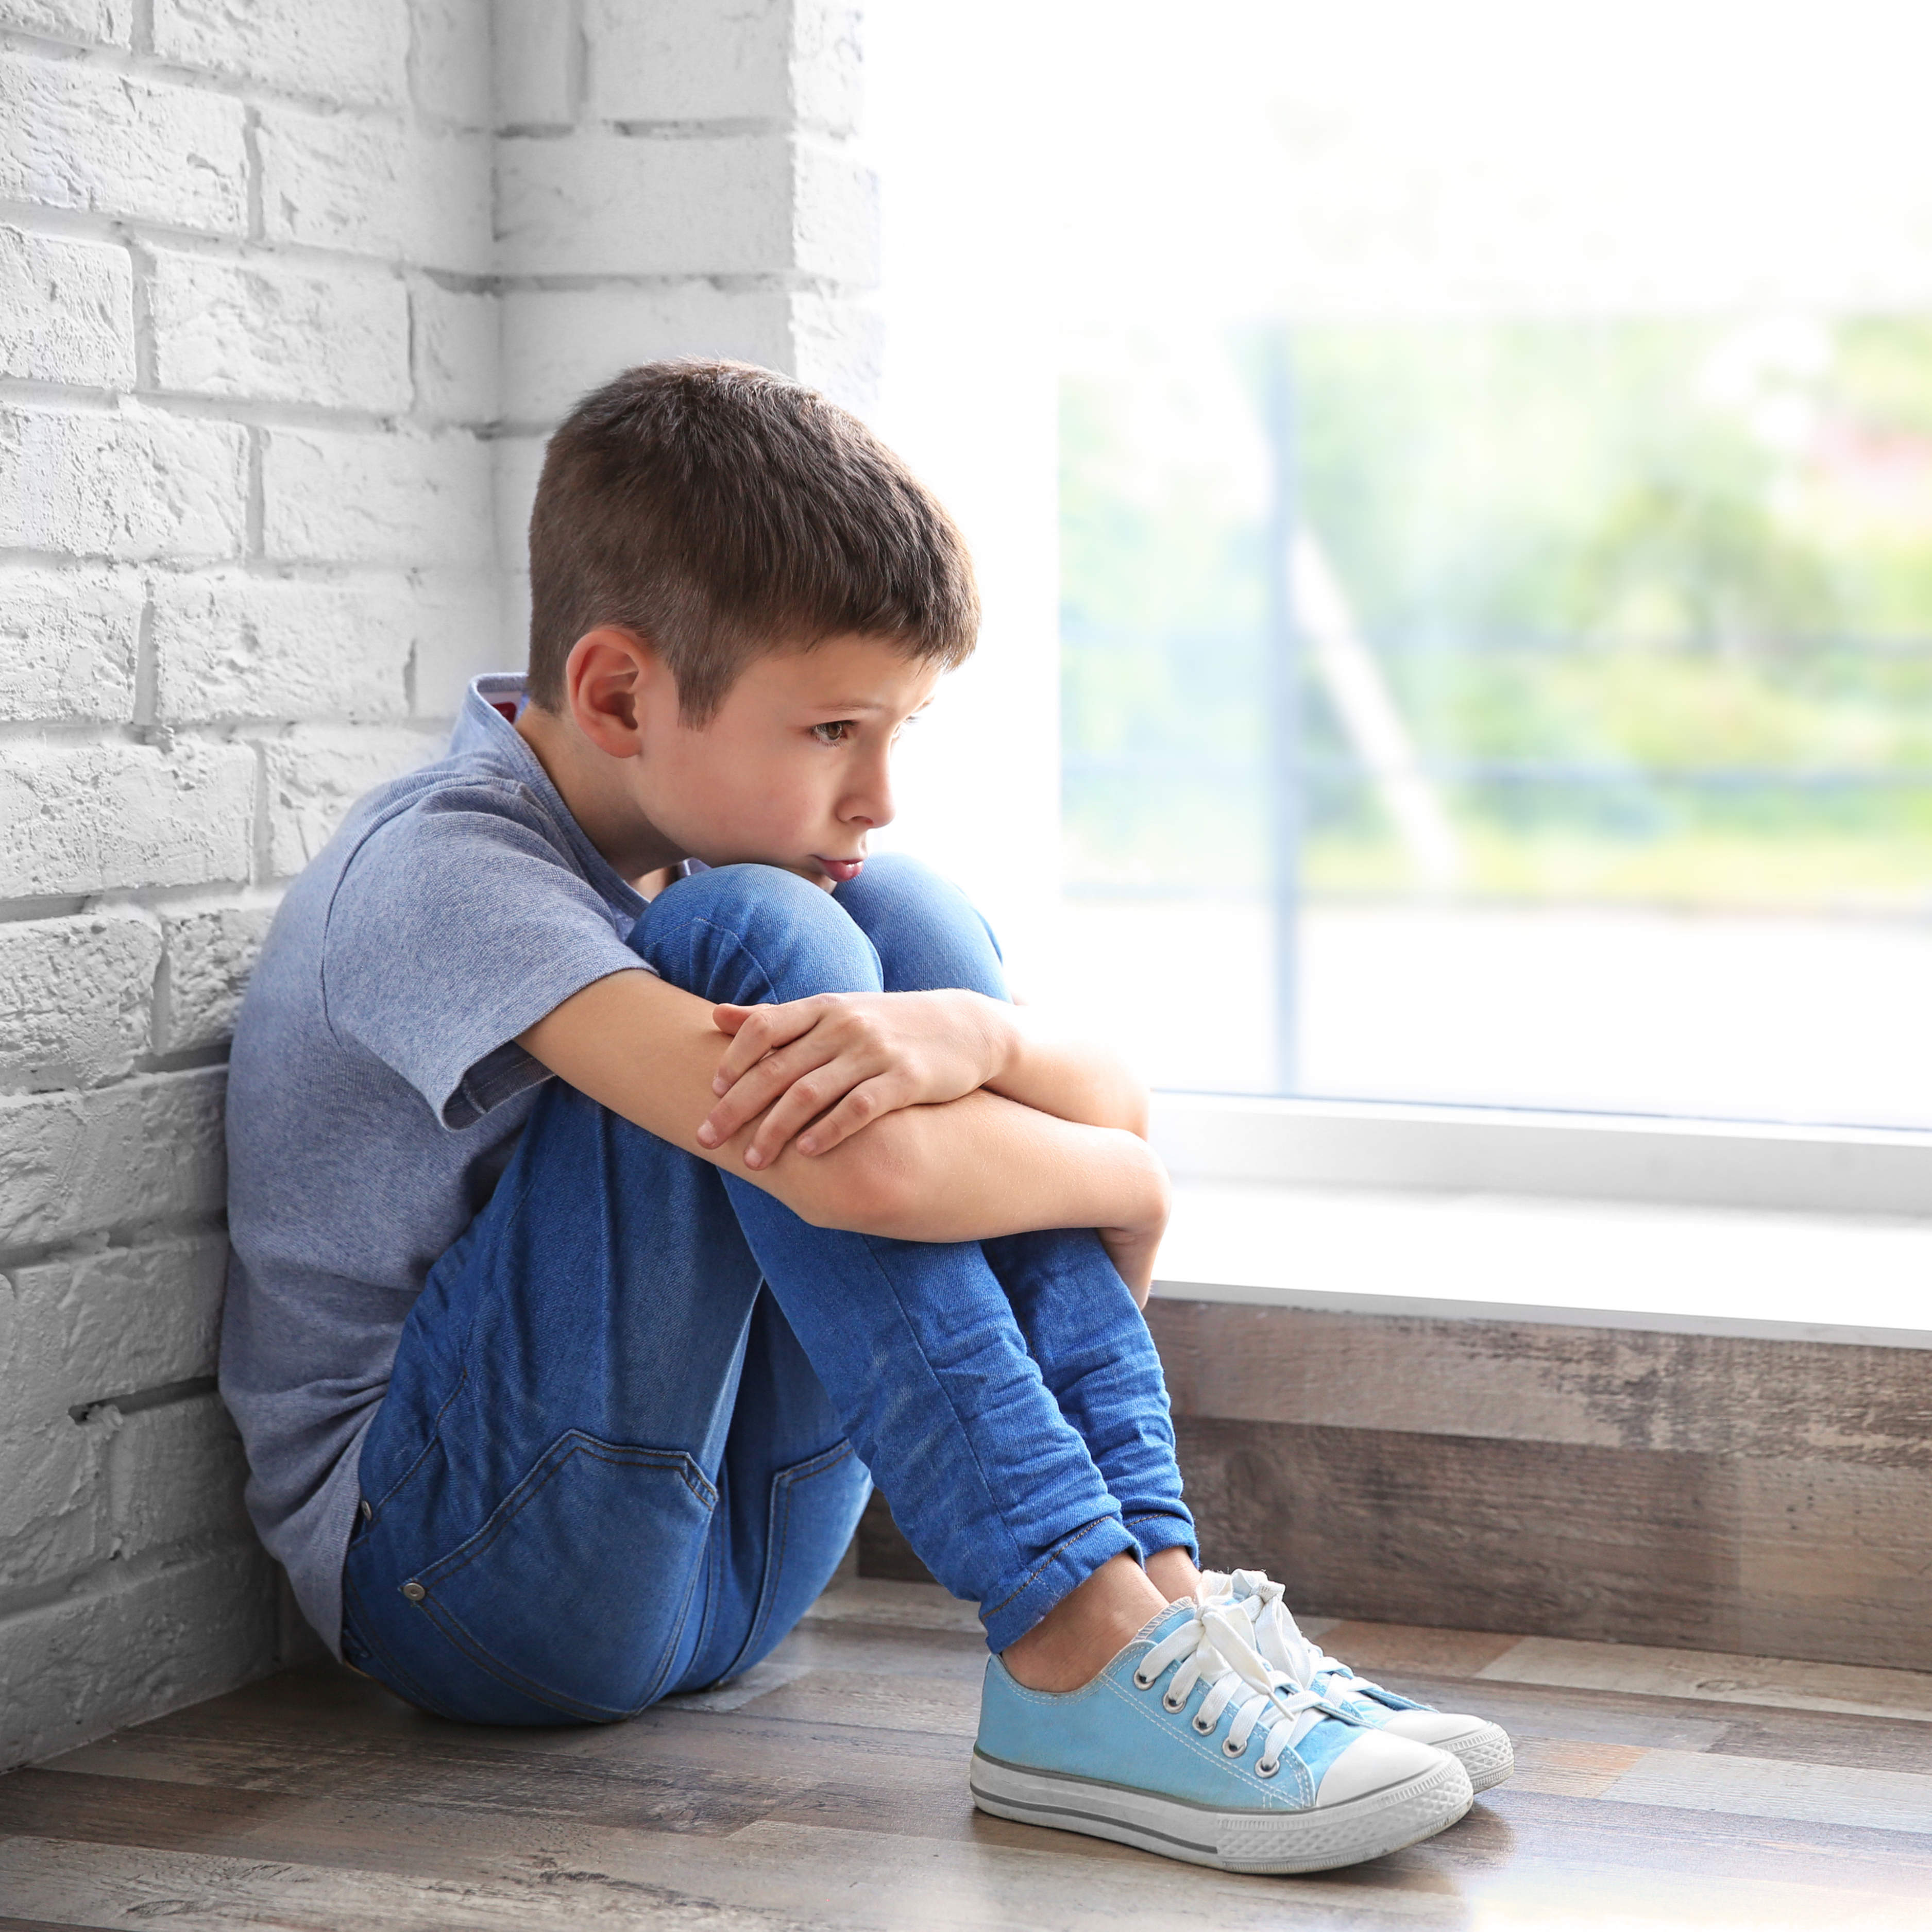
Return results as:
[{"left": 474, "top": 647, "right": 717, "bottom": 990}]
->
[{"left": 1049, "top": 1, "right": 1932, "bottom": 1129}]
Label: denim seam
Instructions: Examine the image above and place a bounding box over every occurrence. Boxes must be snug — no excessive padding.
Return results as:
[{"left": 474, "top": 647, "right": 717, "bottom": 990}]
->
[
  {"left": 981, "top": 1513, "right": 1126, "bottom": 1623},
  {"left": 645, "top": 914, "right": 777, "bottom": 1006},
  {"left": 1123, "top": 1509, "right": 1197, "bottom": 1542},
  {"left": 421, "top": 1436, "right": 716, "bottom": 1592},
  {"left": 405, "top": 1442, "right": 717, "bottom": 1723},
  {"left": 645, "top": 907, "right": 885, "bottom": 1011},
  {"left": 413, "top": 1536, "right": 711, "bottom": 1723},
  {"left": 364, "top": 1361, "right": 469, "bottom": 1522},
  {"left": 340, "top": 1573, "right": 466, "bottom": 1721},
  {"left": 844, "top": 1232, "right": 1042, "bottom": 1583},
  {"left": 727, "top": 1438, "right": 855, "bottom": 1682}
]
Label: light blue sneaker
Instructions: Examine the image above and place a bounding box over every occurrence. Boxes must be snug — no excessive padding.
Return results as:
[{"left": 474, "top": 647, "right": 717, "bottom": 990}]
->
[
  {"left": 1207, "top": 1569, "right": 1516, "bottom": 1793},
  {"left": 971, "top": 1597, "right": 1474, "bottom": 1873}
]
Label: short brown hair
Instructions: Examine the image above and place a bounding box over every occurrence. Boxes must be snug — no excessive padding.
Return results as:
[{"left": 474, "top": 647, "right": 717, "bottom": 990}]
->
[{"left": 525, "top": 360, "right": 979, "bottom": 720}]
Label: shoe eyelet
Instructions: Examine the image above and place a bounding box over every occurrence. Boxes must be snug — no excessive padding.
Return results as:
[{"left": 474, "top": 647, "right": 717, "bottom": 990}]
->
[
  {"left": 1192, "top": 1715, "right": 1213, "bottom": 1735},
  {"left": 1132, "top": 1671, "right": 1154, "bottom": 1690},
  {"left": 1257, "top": 1757, "right": 1280, "bottom": 1778},
  {"left": 1162, "top": 1692, "right": 1184, "bottom": 1713},
  {"left": 1223, "top": 1736, "right": 1245, "bottom": 1758}
]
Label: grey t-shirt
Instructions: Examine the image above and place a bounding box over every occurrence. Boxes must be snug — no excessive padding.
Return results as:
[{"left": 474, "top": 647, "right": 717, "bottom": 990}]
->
[{"left": 220, "top": 674, "right": 654, "bottom": 1651}]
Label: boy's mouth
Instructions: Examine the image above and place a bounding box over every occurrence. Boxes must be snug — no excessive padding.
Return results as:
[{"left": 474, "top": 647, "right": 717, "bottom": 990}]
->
[{"left": 815, "top": 855, "right": 865, "bottom": 884}]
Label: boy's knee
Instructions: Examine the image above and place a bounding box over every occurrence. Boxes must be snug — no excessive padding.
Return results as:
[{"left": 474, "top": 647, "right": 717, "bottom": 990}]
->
[
  {"left": 835, "top": 852, "right": 1006, "bottom": 998},
  {"left": 633, "top": 862, "right": 884, "bottom": 1005},
  {"left": 837, "top": 851, "right": 953, "bottom": 918}
]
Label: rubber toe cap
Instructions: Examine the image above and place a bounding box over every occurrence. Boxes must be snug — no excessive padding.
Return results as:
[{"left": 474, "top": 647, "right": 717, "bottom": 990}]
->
[
  {"left": 1377, "top": 1709, "right": 1489, "bottom": 1748},
  {"left": 1314, "top": 1728, "right": 1464, "bottom": 1807}
]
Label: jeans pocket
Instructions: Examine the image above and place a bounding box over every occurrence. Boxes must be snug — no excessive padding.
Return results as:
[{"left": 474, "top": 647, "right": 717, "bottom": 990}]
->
[
  {"left": 411, "top": 1431, "right": 718, "bottom": 1721},
  {"left": 717, "top": 1440, "right": 872, "bottom": 1685}
]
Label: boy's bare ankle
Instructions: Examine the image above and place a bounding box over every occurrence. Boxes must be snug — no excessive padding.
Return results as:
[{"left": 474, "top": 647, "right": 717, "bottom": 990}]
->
[
  {"left": 1145, "top": 1547, "right": 1202, "bottom": 1603},
  {"left": 1001, "top": 1553, "right": 1168, "bottom": 1693}
]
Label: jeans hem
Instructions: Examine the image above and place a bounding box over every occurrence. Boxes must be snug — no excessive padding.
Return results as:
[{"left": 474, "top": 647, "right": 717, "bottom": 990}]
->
[
  {"left": 978, "top": 1514, "right": 1140, "bottom": 1652},
  {"left": 1124, "top": 1511, "right": 1198, "bottom": 1566}
]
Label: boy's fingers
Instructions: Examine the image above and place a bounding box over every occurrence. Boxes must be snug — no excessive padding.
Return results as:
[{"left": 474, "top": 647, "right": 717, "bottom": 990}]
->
[
  {"left": 700, "top": 1040, "right": 840, "bottom": 1144},
  {"left": 742, "top": 1069, "right": 850, "bottom": 1168},
  {"left": 792, "top": 1075, "right": 904, "bottom": 1157},
  {"left": 711, "top": 999, "right": 828, "bottom": 1093}
]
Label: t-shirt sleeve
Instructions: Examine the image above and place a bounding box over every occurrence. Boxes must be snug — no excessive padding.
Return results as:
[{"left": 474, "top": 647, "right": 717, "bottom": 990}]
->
[{"left": 321, "top": 786, "right": 654, "bottom": 1129}]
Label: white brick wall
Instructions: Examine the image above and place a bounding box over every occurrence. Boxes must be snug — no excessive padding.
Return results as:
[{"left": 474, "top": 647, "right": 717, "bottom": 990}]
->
[{"left": 1, "top": 0, "right": 880, "bottom": 1769}]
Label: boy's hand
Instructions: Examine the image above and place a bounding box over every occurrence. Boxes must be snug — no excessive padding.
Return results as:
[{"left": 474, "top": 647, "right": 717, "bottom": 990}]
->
[{"left": 697, "top": 990, "right": 1014, "bottom": 1170}]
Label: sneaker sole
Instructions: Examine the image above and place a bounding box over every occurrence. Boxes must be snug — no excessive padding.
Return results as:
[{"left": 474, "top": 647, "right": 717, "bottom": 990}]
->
[
  {"left": 969, "top": 1747, "right": 1475, "bottom": 1874},
  {"left": 1442, "top": 1723, "right": 1514, "bottom": 1794}
]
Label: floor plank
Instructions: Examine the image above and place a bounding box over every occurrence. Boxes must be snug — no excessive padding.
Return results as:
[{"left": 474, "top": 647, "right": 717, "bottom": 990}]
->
[
  {"left": 1476, "top": 1633, "right": 1932, "bottom": 1720},
  {"left": 8, "top": 1586, "right": 1932, "bottom": 1930}
]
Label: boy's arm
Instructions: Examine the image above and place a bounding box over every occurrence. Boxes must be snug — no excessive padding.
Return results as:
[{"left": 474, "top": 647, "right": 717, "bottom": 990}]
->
[
  {"left": 704, "top": 988, "right": 1151, "bottom": 1163},
  {"left": 518, "top": 971, "right": 1172, "bottom": 1295}
]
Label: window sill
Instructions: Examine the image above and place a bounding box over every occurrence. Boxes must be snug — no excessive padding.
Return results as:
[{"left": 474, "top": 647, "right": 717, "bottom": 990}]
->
[{"left": 1148, "top": 1092, "right": 1932, "bottom": 1347}]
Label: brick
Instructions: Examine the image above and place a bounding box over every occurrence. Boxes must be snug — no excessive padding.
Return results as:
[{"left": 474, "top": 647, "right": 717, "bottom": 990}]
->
[
  {"left": 0, "top": 1422, "right": 104, "bottom": 1596},
  {"left": 152, "top": 0, "right": 408, "bottom": 108},
  {"left": 148, "top": 248, "right": 411, "bottom": 414},
  {"left": 0, "top": 912, "right": 160, "bottom": 1091},
  {"left": 260, "top": 425, "right": 494, "bottom": 567},
  {"left": 150, "top": 572, "right": 414, "bottom": 723},
  {"left": 0, "top": 738, "right": 255, "bottom": 900},
  {"left": 410, "top": 0, "right": 493, "bottom": 125},
  {"left": 411, "top": 278, "right": 499, "bottom": 422},
  {"left": 0, "top": 226, "right": 134, "bottom": 388},
  {"left": 586, "top": 0, "right": 860, "bottom": 134},
  {"left": 0, "top": 1539, "right": 277, "bottom": 1769},
  {"left": 154, "top": 899, "right": 277, "bottom": 1053},
  {"left": 0, "top": 0, "right": 132, "bottom": 46},
  {"left": 500, "top": 284, "right": 793, "bottom": 426},
  {"left": 492, "top": 432, "right": 545, "bottom": 573},
  {"left": 106, "top": 1393, "right": 252, "bottom": 1560},
  {"left": 795, "top": 135, "right": 877, "bottom": 289},
  {"left": 498, "top": 570, "right": 532, "bottom": 683},
  {"left": 0, "top": 1069, "right": 227, "bottom": 1250},
  {"left": 498, "top": 131, "right": 827, "bottom": 279},
  {"left": 405, "top": 571, "right": 508, "bottom": 715},
  {"left": 257, "top": 105, "right": 490, "bottom": 274},
  {"left": 788, "top": 287, "right": 879, "bottom": 411},
  {"left": 586, "top": 0, "right": 789, "bottom": 123},
  {"left": 498, "top": 130, "right": 877, "bottom": 282},
  {"left": 2, "top": 1236, "right": 228, "bottom": 1421},
  {"left": 258, "top": 723, "right": 438, "bottom": 876},
  {"left": 790, "top": 1, "right": 862, "bottom": 133},
  {"left": 0, "top": 404, "right": 246, "bottom": 563},
  {"left": 0, "top": 52, "right": 247, "bottom": 235},
  {"left": 493, "top": 0, "right": 574, "bottom": 126},
  {"left": 0, "top": 566, "right": 140, "bottom": 723}
]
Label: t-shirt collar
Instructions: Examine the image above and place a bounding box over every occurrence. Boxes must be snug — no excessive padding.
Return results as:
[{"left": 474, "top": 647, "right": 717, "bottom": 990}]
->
[{"left": 455, "top": 674, "right": 648, "bottom": 920}]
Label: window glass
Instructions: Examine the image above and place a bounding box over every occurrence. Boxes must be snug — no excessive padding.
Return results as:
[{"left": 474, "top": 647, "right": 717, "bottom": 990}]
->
[{"left": 1055, "top": 1, "right": 1932, "bottom": 1125}]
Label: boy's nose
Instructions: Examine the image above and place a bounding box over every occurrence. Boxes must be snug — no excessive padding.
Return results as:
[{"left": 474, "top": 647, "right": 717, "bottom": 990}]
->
[{"left": 844, "top": 758, "right": 895, "bottom": 830}]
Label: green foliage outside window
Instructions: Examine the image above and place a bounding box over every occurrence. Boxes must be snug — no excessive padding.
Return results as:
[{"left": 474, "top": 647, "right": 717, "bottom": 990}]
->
[{"left": 1061, "top": 318, "right": 1932, "bottom": 907}]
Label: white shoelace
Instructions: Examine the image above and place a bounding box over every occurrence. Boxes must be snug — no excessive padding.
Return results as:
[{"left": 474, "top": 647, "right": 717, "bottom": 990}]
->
[
  {"left": 1204, "top": 1568, "right": 1386, "bottom": 1700},
  {"left": 1133, "top": 1595, "right": 1333, "bottom": 1778}
]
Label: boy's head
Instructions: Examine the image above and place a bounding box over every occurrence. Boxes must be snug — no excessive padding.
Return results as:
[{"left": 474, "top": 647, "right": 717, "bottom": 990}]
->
[
  {"left": 526, "top": 360, "right": 979, "bottom": 724},
  {"left": 521, "top": 361, "right": 980, "bottom": 888}
]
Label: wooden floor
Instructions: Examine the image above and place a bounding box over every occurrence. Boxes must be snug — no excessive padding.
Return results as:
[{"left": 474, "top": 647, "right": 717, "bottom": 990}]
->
[{"left": 3, "top": 1580, "right": 1930, "bottom": 1930}]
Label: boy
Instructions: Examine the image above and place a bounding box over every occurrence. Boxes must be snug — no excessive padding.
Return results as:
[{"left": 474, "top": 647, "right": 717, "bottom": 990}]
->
[{"left": 222, "top": 361, "right": 1508, "bottom": 1874}]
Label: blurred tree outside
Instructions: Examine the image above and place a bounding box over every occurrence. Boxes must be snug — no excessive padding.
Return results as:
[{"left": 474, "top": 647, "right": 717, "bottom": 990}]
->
[{"left": 1061, "top": 316, "right": 1932, "bottom": 910}]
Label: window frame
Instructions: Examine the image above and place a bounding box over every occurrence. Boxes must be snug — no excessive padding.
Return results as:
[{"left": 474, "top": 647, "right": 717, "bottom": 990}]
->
[{"left": 1150, "top": 1090, "right": 1932, "bottom": 1219}]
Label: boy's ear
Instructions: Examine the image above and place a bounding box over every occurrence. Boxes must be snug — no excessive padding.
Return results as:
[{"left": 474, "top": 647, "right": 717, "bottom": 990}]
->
[{"left": 563, "top": 627, "right": 672, "bottom": 757}]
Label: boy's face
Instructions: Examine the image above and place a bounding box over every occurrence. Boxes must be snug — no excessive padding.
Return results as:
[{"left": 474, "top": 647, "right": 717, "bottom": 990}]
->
[{"left": 633, "top": 633, "right": 942, "bottom": 890}]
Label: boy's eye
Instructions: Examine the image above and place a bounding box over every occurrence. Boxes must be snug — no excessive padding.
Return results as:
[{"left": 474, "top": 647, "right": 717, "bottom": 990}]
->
[{"left": 811, "top": 721, "right": 854, "bottom": 745}]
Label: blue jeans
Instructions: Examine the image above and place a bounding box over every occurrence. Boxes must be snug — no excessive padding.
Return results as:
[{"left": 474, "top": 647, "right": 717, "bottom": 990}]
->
[{"left": 341, "top": 855, "right": 1194, "bottom": 1724}]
